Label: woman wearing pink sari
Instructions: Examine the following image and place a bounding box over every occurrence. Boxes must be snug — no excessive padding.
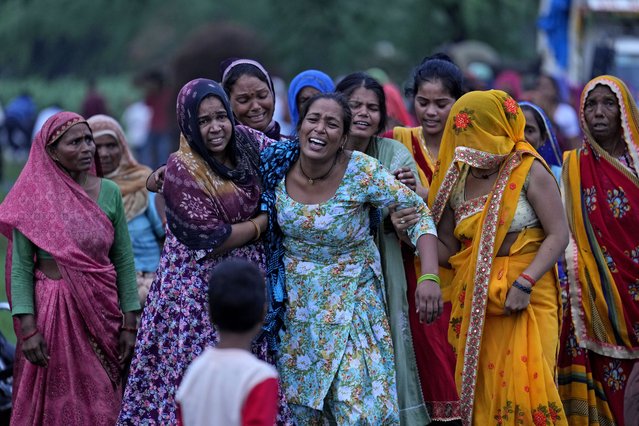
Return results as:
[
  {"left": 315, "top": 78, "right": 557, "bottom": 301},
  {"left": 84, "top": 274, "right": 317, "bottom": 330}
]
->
[{"left": 0, "top": 112, "right": 140, "bottom": 425}]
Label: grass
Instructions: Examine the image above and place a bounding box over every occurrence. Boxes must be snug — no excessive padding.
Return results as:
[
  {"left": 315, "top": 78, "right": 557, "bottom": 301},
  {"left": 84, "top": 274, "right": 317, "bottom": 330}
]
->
[{"left": 0, "top": 158, "right": 28, "bottom": 344}]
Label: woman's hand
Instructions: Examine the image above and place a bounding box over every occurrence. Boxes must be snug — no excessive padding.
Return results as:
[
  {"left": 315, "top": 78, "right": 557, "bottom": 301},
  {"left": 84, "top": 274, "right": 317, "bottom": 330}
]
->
[
  {"left": 389, "top": 204, "right": 419, "bottom": 245},
  {"left": 415, "top": 280, "right": 443, "bottom": 324},
  {"left": 119, "top": 312, "right": 137, "bottom": 366},
  {"left": 392, "top": 167, "right": 416, "bottom": 191},
  {"left": 146, "top": 165, "right": 167, "bottom": 193},
  {"left": 253, "top": 212, "right": 269, "bottom": 234},
  {"left": 22, "top": 331, "right": 49, "bottom": 367},
  {"left": 504, "top": 280, "right": 532, "bottom": 315}
]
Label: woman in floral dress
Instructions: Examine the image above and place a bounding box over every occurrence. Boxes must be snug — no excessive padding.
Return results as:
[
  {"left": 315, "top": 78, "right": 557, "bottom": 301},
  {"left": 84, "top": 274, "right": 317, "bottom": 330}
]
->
[
  {"left": 260, "top": 92, "right": 441, "bottom": 425},
  {"left": 118, "top": 79, "right": 293, "bottom": 425}
]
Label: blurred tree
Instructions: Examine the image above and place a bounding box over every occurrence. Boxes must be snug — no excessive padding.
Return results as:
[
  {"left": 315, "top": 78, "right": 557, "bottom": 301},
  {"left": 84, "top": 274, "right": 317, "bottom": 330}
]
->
[{"left": 0, "top": 0, "right": 540, "bottom": 84}]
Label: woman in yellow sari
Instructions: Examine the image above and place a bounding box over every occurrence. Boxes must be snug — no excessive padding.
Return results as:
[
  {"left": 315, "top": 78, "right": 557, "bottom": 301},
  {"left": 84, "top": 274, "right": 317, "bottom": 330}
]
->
[
  {"left": 428, "top": 90, "right": 569, "bottom": 425},
  {"left": 558, "top": 75, "right": 639, "bottom": 426}
]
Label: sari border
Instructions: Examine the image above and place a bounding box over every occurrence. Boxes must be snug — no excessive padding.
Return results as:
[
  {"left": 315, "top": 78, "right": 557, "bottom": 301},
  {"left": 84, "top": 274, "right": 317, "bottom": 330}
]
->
[
  {"left": 564, "top": 149, "right": 639, "bottom": 359},
  {"left": 458, "top": 151, "right": 522, "bottom": 425}
]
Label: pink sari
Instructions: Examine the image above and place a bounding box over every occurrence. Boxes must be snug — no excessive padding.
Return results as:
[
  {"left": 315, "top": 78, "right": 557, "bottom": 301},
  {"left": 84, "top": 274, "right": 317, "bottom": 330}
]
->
[{"left": 0, "top": 112, "right": 124, "bottom": 425}]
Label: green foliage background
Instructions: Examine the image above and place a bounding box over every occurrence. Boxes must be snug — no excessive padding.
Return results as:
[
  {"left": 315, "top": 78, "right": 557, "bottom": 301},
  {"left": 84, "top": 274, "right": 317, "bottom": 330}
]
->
[{"left": 0, "top": 0, "right": 539, "bottom": 113}]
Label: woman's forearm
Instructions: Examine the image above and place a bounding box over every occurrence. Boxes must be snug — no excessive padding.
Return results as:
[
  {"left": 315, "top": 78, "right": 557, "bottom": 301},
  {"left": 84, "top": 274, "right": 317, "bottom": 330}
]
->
[
  {"left": 415, "top": 233, "right": 440, "bottom": 275},
  {"left": 520, "top": 232, "right": 569, "bottom": 281},
  {"left": 212, "top": 214, "right": 268, "bottom": 256}
]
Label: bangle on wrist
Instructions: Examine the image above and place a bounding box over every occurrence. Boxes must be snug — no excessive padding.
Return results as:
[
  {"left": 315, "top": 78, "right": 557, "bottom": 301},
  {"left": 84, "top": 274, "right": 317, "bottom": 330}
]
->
[
  {"left": 519, "top": 273, "right": 536, "bottom": 287},
  {"left": 248, "top": 219, "right": 261, "bottom": 242},
  {"left": 120, "top": 325, "right": 137, "bottom": 333},
  {"left": 417, "top": 273, "right": 441, "bottom": 285},
  {"left": 22, "top": 329, "right": 39, "bottom": 341},
  {"left": 512, "top": 281, "right": 532, "bottom": 295}
]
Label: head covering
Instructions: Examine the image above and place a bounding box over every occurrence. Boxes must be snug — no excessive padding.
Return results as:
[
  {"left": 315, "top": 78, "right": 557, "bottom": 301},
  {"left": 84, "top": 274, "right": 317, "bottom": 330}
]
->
[
  {"left": 579, "top": 75, "right": 639, "bottom": 168},
  {"left": 0, "top": 111, "right": 124, "bottom": 382},
  {"left": 493, "top": 69, "right": 522, "bottom": 100},
  {"left": 287, "top": 69, "right": 335, "bottom": 127},
  {"left": 176, "top": 78, "right": 255, "bottom": 184},
  {"left": 221, "top": 58, "right": 283, "bottom": 140},
  {"left": 519, "top": 101, "right": 562, "bottom": 167},
  {"left": 88, "top": 114, "right": 152, "bottom": 221},
  {"left": 428, "top": 90, "right": 535, "bottom": 222}
]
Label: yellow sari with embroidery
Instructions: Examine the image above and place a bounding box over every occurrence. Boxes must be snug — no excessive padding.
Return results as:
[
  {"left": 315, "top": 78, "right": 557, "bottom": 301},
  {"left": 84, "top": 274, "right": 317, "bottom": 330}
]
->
[{"left": 429, "top": 90, "right": 566, "bottom": 425}]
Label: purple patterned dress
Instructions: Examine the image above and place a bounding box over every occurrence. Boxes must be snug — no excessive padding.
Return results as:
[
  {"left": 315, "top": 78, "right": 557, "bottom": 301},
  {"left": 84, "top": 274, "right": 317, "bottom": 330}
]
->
[{"left": 118, "top": 78, "right": 293, "bottom": 425}]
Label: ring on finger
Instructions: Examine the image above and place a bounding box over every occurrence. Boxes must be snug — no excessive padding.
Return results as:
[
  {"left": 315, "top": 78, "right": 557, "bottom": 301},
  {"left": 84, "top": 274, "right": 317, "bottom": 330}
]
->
[{"left": 400, "top": 219, "right": 406, "bottom": 224}]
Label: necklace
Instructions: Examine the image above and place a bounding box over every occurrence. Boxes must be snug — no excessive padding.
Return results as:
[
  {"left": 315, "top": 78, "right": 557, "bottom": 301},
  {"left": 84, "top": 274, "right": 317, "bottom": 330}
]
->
[
  {"left": 299, "top": 154, "right": 339, "bottom": 185},
  {"left": 469, "top": 167, "right": 499, "bottom": 180}
]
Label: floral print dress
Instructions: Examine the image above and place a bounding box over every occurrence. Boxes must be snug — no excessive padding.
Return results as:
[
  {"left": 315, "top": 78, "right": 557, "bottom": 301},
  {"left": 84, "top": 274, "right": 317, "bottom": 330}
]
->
[{"left": 275, "top": 151, "right": 436, "bottom": 424}]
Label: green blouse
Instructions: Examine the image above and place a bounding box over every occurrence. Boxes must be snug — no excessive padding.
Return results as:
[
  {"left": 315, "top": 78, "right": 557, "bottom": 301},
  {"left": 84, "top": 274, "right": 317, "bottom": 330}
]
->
[{"left": 11, "top": 178, "right": 140, "bottom": 315}]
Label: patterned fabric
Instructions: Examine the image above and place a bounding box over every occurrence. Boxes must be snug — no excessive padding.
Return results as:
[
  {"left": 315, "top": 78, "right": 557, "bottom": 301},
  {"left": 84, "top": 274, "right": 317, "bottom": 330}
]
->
[
  {"left": 385, "top": 126, "right": 461, "bottom": 422},
  {"left": 287, "top": 69, "right": 335, "bottom": 129},
  {"left": 366, "top": 137, "right": 430, "bottom": 425},
  {"left": 0, "top": 111, "right": 134, "bottom": 425},
  {"left": 87, "top": 114, "right": 152, "bottom": 221},
  {"left": 168, "top": 78, "right": 261, "bottom": 250},
  {"left": 427, "top": 90, "right": 565, "bottom": 425},
  {"left": 558, "top": 75, "right": 639, "bottom": 425},
  {"left": 274, "top": 151, "right": 436, "bottom": 424},
  {"left": 118, "top": 79, "right": 293, "bottom": 425}
]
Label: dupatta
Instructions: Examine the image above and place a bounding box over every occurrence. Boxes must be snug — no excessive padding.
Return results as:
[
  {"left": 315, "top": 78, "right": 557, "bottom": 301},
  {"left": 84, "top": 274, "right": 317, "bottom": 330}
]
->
[
  {"left": 0, "top": 112, "right": 123, "bottom": 383},
  {"left": 166, "top": 79, "right": 261, "bottom": 250},
  {"left": 563, "top": 75, "right": 639, "bottom": 359},
  {"left": 88, "top": 114, "right": 152, "bottom": 221}
]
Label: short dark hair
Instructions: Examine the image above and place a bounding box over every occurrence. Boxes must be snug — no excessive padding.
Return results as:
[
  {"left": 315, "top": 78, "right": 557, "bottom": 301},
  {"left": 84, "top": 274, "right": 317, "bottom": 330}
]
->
[
  {"left": 208, "top": 258, "right": 266, "bottom": 333},
  {"left": 335, "top": 72, "right": 387, "bottom": 134},
  {"left": 296, "top": 92, "right": 352, "bottom": 137},
  {"left": 405, "top": 53, "right": 464, "bottom": 100}
]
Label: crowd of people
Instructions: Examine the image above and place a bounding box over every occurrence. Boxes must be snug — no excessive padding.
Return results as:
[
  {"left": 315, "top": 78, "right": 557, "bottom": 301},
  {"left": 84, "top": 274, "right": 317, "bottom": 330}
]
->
[{"left": 0, "top": 52, "right": 637, "bottom": 426}]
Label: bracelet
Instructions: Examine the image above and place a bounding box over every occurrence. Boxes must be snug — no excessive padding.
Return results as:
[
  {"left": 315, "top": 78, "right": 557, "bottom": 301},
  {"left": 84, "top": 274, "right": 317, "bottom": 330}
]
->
[
  {"left": 519, "top": 273, "right": 536, "bottom": 287},
  {"left": 22, "top": 329, "right": 39, "bottom": 341},
  {"left": 248, "top": 219, "right": 261, "bottom": 242},
  {"left": 120, "top": 325, "right": 137, "bottom": 333},
  {"left": 512, "top": 280, "right": 532, "bottom": 295},
  {"left": 417, "top": 273, "right": 441, "bottom": 285}
]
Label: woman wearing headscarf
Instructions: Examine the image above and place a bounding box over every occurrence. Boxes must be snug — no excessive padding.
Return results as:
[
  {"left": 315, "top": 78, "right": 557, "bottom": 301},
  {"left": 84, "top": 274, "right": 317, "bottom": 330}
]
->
[
  {"left": 557, "top": 75, "right": 639, "bottom": 426},
  {"left": 87, "top": 114, "right": 164, "bottom": 307},
  {"left": 519, "top": 101, "right": 563, "bottom": 182},
  {"left": 287, "top": 69, "right": 335, "bottom": 131},
  {"left": 428, "top": 90, "right": 568, "bottom": 425},
  {"left": 0, "top": 112, "right": 140, "bottom": 425},
  {"left": 117, "top": 79, "right": 293, "bottom": 425},
  {"left": 221, "top": 58, "right": 290, "bottom": 141}
]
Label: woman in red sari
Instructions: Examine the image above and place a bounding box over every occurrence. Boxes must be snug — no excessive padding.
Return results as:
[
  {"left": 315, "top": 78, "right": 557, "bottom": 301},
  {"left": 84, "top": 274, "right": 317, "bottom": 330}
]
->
[
  {"left": 385, "top": 53, "right": 464, "bottom": 423},
  {"left": 0, "top": 112, "right": 140, "bottom": 425},
  {"left": 558, "top": 75, "right": 639, "bottom": 425}
]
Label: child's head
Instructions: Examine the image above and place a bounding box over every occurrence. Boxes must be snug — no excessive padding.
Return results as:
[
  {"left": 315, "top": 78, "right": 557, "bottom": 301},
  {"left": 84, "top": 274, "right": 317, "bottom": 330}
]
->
[{"left": 208, "top": 258, "right": 266, "bottom": 333}]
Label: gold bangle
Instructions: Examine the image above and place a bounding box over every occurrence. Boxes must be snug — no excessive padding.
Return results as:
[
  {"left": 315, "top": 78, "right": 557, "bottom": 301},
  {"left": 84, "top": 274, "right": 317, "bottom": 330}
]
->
[
  {"left": 248, "top": 219, "right": 261, "bottom": 242},
  {"left": 417, "top": 273, "right": 440, "bottom": 285}
]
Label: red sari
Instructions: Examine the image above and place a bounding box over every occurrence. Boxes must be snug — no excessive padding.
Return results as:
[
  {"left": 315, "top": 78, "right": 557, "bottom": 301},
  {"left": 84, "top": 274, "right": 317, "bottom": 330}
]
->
[
  {"left": 0, "top": 112, "right": 125, "bottom": 425},
  {"left": 385, "top": 127, "right": 461, "bottom": 421},
  {"left": 558, "top": 76, "right": 639, "bottom": 426}
]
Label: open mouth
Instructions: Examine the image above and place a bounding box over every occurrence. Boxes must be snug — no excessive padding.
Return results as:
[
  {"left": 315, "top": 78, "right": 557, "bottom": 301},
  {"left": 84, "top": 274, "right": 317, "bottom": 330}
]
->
[
  {"left": 309, "top": 137, "right": 327, "bottom": 147},
  {"left": 353, "top": 121, "right": 370, "bottom": 127}
]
